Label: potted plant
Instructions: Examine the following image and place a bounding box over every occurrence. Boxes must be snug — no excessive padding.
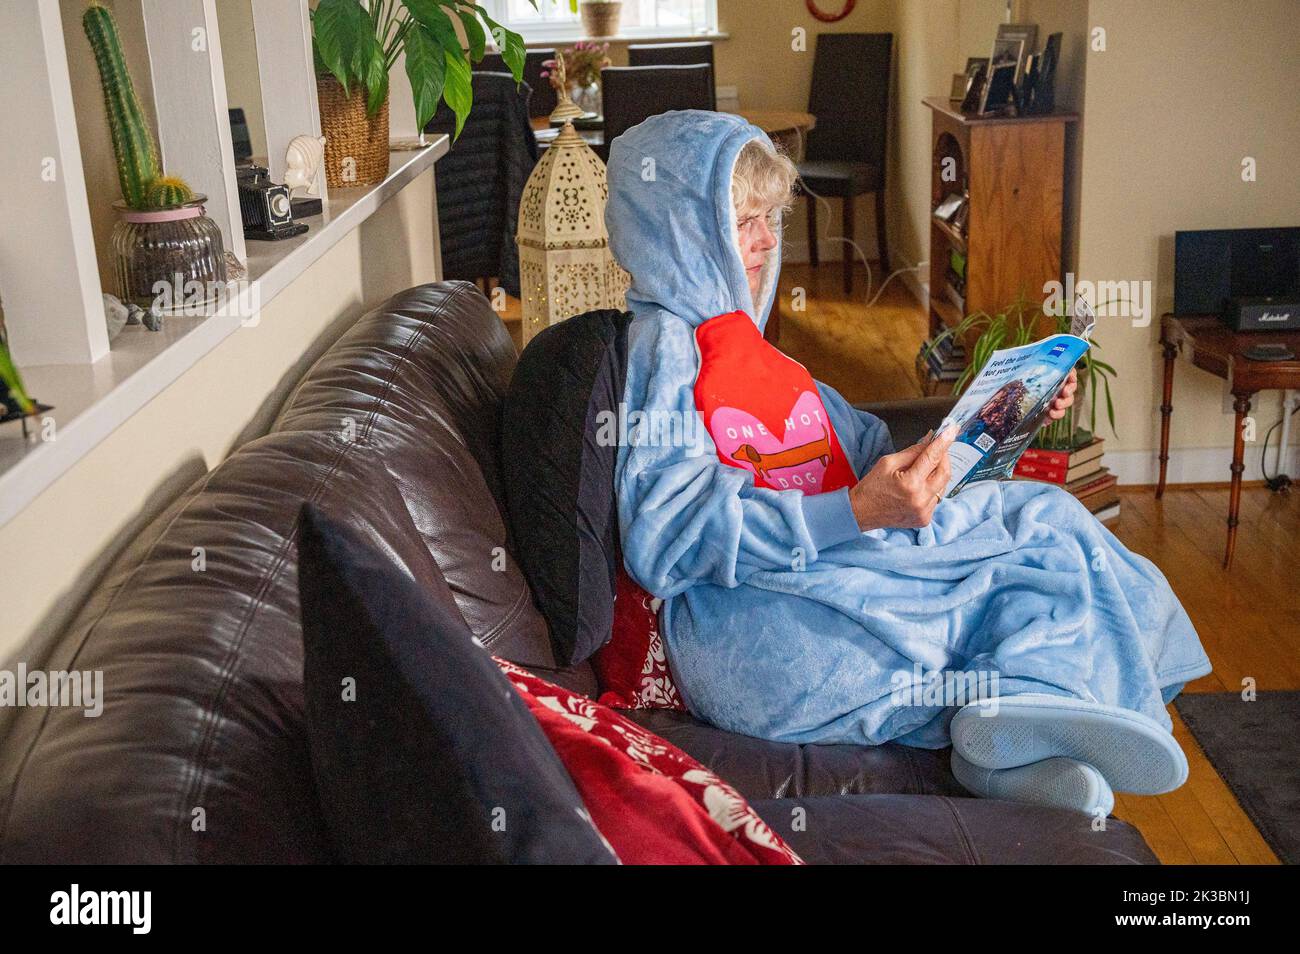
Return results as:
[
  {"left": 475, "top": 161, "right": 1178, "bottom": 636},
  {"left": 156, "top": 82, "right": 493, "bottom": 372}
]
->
[
  {"left": 579, "top": 1, "right": 623, "bottom": 38},
  {"left": 83, "top": 2, "right": 227, "bottom": 312},
  {"left": 0, "top": 297, "right": 45, "bottom": 435},
  {"left": 926, "top": 294, "right": 1118, "bottom": 450},
  {"left": 309, "top": 0, "right": 542, "bottom": 189},
  {"left": 0, "top": 339, "right": 33, "bottom": 422},
  {"left": 540, "top": 41, "right": 611, "bottom": 116}
]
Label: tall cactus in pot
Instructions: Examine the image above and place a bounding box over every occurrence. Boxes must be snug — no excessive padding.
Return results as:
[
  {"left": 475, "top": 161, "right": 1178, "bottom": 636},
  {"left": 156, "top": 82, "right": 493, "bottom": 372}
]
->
[
  {"left": 82, "top": 1, "right": 193, "bottom": 210},
  {"left": 82, "top": 1, "right": 226, "bottom": 313}
]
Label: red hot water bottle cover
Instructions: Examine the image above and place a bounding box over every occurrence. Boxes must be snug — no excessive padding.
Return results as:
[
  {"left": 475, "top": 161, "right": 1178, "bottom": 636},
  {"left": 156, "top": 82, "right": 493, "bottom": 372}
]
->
[{"left": 694, "top": 311, "right": 857, "bottom": 494}]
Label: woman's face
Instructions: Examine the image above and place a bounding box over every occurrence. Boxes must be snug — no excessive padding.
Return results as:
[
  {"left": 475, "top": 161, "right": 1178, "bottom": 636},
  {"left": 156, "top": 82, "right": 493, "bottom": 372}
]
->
[{"left": 736, "top": 205, "right": 779, "bottom": 311}]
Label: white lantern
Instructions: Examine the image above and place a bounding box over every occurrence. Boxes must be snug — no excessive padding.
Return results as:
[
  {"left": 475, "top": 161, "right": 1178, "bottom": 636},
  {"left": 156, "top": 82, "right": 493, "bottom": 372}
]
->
[{"left": 516, "top": 122, "right": 630, "bottom": 346}]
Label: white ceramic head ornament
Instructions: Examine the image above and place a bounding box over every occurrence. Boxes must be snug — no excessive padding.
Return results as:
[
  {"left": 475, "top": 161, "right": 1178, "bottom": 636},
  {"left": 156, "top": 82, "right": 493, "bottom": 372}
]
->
[{"left": 284, "top": 135, "right": 327, "bottom": 197}]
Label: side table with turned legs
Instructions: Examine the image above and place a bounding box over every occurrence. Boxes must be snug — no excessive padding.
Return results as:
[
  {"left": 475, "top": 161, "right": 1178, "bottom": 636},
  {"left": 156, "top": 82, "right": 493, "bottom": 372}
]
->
[{"left": 1157, "top": 314, "right": 1300, "bottom": 568}]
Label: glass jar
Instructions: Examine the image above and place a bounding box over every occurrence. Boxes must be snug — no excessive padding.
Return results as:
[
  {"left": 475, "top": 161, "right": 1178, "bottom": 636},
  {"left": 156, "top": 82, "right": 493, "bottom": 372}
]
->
[
  {"left": 570, "top": 81, "right": 602, "bottom": 117},
  {"left": 110, "top": 196, "right": 227, "bottom": 311}
]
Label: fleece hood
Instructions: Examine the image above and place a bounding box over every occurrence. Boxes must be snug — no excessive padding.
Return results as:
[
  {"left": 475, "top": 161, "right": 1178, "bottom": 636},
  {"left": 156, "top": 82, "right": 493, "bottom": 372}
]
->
[{"left": 604, "top": 109, "right": 782, "bottom": 333}]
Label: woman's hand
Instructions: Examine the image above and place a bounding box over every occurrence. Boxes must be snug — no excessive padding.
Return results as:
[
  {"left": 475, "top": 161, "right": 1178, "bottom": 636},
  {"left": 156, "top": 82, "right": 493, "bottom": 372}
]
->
[
  {"left": 848, "top": 426, "right": 956, "bottom": 531},
  {"left": 1047, "top": 369, "right": 1079, "bottom": 421}
]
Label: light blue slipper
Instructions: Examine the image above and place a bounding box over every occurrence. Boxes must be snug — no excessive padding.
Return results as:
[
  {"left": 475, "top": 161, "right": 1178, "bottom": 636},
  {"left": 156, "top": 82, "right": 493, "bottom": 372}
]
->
[
  {"left": 949, "top": 693, "right": 1188, "bottom": 795},
  {"left": 950, "top": 751, "right": 1115, "bottom": 817}
]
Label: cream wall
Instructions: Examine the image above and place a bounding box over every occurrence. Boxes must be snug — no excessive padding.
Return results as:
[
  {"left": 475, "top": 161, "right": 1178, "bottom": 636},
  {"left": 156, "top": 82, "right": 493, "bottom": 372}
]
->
[
  {"left": 887, "top": 0, "right": 964, "bottom": 278},
  {"left": 1077, "top": 0, "right": 1300, "bottom": 465},
  {"left": 0, "top": 171, "right": 437, "bottom": 669}
]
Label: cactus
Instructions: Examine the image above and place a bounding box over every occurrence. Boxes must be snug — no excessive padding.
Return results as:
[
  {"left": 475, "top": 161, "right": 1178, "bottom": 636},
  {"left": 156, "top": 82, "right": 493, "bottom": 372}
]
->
[
  {"left": 143, "top": 175, "right": 195, "bottom": 210},
  {"left": 83, "top": 1, "right": 161, "bottom": 210}
]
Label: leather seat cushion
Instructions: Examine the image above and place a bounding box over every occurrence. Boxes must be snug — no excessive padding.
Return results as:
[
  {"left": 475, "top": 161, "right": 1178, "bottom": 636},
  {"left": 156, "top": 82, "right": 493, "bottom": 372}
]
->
[
  {"left": 625, "top": 708, "right": 965, "bottom": 801},
  {"left": 752, "top": 795, "right": 1159, "bottom": 864}
]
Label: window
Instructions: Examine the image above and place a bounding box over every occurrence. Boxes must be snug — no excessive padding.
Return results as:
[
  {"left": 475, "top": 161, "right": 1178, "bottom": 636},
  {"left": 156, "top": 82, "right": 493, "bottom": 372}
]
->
[{"left": 486, "top": 0, "right": 718, "bottom": 41}]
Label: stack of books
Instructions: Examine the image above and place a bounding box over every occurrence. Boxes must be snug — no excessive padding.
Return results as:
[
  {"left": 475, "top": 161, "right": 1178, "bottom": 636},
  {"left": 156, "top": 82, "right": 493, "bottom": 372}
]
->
[
  {"left": 916, "top": 335, "right": 966, "bottom": 396},
  {"left": 1013, "top": 437, "right": 1120, "bottom": 523}
]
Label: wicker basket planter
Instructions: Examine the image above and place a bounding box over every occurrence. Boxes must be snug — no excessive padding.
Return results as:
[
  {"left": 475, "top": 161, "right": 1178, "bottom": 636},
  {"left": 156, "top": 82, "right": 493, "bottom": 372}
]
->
[
  {"left": 579, "top": 2, "right": 622, "bottom": 38},
  {"left": 316, "top": 76, "right": 390, "bottom": 189}
]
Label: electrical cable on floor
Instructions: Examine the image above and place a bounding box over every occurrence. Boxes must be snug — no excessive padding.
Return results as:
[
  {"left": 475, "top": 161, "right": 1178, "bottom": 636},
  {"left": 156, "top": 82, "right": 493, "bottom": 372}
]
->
[
  {"left": 795, "top": 179, "right": 927, "bottom": 308},
  {"left": 1260, "top": 418, "right": 1293, "bottom": 493},
  {"left": 865, "top": 261, "right": 928, "bottom": 309}
]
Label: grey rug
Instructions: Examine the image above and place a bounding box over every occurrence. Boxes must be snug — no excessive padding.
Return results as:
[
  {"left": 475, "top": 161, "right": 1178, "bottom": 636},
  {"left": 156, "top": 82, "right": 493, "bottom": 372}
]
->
[{"left": 1174, "top": 691, "right": 1300, "bottom": 864}]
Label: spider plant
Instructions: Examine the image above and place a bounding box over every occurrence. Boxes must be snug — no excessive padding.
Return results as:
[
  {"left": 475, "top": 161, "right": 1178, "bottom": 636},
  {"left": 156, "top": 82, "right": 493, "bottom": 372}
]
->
[
  {"left": 924, "top": 293, "right": 1118, "bottom": 450},
  {"left": 0, "top": 332, "right": 35, "bottom": 418}
]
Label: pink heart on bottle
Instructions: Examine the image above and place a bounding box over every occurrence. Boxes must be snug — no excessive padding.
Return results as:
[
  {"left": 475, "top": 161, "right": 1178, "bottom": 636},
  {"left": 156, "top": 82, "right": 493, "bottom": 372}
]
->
[{"left": 709, "top": 390, "right": 836, "bottom": 492}]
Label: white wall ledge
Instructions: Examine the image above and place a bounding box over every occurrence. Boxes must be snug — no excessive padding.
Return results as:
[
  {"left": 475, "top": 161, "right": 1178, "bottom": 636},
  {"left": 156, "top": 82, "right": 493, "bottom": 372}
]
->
[
  {"left": 0, "top": 139, "right": 447, "bottom": 530},
  {"left": 517, "top": 30, "right": 729, "bottom": 46}
]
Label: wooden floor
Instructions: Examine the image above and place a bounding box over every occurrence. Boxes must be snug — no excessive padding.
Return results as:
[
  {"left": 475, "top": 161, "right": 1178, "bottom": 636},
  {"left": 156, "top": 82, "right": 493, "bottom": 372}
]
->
[{"left": 501, "top": 259, "right": 1294, "bottom": 864}]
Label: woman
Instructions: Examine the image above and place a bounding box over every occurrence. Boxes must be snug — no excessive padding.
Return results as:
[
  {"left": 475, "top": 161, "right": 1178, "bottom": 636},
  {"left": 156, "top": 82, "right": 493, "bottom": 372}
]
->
[{"left": 604, "top": 110, "right": 1211, "bottom": 816}]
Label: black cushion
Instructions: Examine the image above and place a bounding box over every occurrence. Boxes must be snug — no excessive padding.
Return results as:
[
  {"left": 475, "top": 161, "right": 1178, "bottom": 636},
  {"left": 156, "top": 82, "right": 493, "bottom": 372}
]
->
[
  {"left": 501, "top": 309, "right": 634, "bottom": 666},
  {"left": 296, "top": 501, "right": 617, "bottom": 864}
]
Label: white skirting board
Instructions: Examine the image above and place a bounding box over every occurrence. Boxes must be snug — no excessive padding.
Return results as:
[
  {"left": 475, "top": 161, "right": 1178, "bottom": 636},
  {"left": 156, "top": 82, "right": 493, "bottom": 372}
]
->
[
  {"left": 901, "top": 266, "right": 928, "bottom": 312},
  {"left": 1105, "top": 445, "right": 1300, "bottom": 487}
]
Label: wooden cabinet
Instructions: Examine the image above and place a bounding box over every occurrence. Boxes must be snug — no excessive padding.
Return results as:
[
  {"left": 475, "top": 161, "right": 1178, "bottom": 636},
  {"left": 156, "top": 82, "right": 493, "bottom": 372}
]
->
[{"left": 921, "top": 97, "right": 1077, "bottom": 391}]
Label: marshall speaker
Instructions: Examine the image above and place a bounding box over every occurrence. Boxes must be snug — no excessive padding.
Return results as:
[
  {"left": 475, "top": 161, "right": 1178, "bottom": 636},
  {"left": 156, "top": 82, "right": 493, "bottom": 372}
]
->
[
  {"left": 1226, "top": 296, "right": 1299, "bottom": 332},
  {"left": 1174, "top": 227, "right": 1300, "bottom": 331}
]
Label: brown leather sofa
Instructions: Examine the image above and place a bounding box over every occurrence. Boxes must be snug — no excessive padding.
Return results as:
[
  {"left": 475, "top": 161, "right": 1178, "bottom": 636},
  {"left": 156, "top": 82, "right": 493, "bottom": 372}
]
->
[{"left": 0, "top": 282, "right": 1157, "bottom": 864}]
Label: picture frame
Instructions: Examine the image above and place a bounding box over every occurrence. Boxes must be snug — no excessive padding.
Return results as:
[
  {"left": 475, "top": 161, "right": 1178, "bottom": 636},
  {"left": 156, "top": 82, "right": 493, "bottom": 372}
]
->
[
  {"left": 989, "top": 36, "right": 1025, "bottom": 83},
  {"left": 993, "top": 23, "right": 1038, "bottom": 86},
  {"left": 1029, "top": 31, "right": 1062, "bottom": 114},
  {"left": 1017, "top": 53, "right": 1040, "bottom": 112},
  {"left": 958, "top": 59, "right": 988, "bottom": 114},
  {"left": 978, "top": 60, "right": 1018, "bottom": 116}
]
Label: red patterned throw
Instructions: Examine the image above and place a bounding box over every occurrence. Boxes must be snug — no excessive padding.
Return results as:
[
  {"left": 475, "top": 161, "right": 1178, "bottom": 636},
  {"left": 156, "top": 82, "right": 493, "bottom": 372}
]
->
[
  {"left": 591, "top": 569, "right": 686, "bottom": 712},
  {"left": 496, "top": 657, "right": 803, "bottom": 865}
]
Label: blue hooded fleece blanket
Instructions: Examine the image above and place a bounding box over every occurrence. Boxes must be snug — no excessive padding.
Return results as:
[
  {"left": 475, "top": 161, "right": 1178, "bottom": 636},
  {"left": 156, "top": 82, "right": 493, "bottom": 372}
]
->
[{"left": 604, "top": 110, "right": 1212, "bottom": 748}]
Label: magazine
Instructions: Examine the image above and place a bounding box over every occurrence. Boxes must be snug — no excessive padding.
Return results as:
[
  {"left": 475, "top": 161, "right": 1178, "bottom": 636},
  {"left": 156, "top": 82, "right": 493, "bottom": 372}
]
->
[{"left": 935, "top": 299, "right": 1095, "bottom": 497}]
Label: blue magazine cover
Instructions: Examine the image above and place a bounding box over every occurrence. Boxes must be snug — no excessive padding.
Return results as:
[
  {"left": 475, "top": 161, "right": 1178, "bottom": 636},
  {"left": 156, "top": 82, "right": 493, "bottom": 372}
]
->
[{"left": 938, "top": 299, "right": 1095, "bottom": 497}]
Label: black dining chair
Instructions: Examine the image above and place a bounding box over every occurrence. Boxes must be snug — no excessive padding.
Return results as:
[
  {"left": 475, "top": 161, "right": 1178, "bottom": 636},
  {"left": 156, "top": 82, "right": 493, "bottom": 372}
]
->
[
  {"left": 479, "top": 48, "right": 557, "bottom": 118},
  {"left": 426, "top": 72, "right": 538, "bottom": 299},
  {"left": 797, "top": 32, "right": 893, "bottom": 295},
  {"left": 599, "top": 64, "right": 715, "bottom": 161},
  {"left": 627, "top": 42, "right": 716, "bottom": 109}
]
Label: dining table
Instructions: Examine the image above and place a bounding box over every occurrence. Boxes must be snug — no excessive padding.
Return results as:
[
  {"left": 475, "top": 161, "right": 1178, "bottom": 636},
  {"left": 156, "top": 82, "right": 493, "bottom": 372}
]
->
[{"left": 531, "top": 108, "right": 816, "bottom": 161}]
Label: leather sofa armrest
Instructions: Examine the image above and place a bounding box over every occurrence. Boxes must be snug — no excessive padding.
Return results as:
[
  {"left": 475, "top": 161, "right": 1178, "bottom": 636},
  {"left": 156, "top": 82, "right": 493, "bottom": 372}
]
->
[{"left": 853, "top": 395, "right": 958, "bottom": 450}]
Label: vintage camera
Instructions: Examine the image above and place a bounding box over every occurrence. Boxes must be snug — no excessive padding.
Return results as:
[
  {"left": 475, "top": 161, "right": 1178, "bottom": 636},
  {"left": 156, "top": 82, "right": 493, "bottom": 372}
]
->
[{"left": 236, "top": 164, "right": 307, "bottom": 241}]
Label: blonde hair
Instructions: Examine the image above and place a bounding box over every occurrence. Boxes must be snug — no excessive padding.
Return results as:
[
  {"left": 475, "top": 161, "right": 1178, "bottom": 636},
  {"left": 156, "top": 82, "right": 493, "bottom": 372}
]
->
[{"left": 730, "top": 138, "right": 799, "bottom": 220}]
